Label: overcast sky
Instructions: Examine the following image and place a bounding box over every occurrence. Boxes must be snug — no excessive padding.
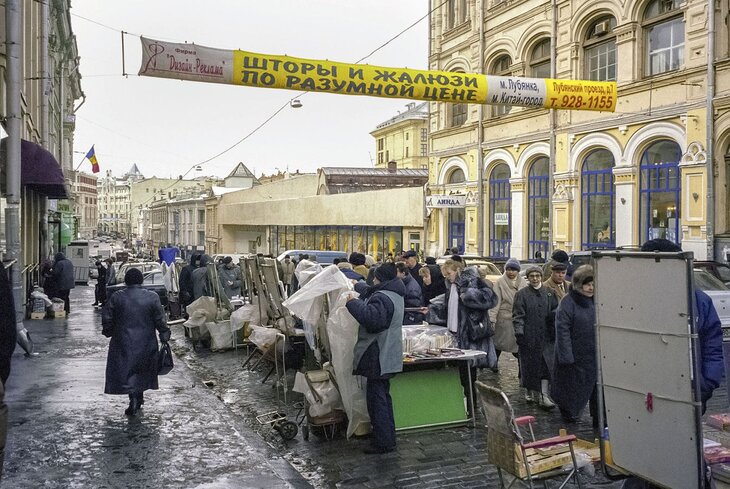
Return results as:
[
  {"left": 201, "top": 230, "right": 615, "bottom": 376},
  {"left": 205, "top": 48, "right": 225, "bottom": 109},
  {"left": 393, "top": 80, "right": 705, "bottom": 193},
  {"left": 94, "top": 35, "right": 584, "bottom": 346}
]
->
[{"left": 70, "top": 1, "right": 429, "bottom": 180}]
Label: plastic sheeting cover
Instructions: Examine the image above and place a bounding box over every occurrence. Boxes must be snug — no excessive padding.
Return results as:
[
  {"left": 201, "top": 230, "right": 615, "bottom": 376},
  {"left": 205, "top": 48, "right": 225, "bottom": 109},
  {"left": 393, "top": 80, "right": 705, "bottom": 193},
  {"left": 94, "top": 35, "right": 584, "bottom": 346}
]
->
[
  {"left": 283, "top": 265, "right": 352, "bottom": 324},
  {"left": 327, "top": 291, "right": 370, "bottom": 438}
]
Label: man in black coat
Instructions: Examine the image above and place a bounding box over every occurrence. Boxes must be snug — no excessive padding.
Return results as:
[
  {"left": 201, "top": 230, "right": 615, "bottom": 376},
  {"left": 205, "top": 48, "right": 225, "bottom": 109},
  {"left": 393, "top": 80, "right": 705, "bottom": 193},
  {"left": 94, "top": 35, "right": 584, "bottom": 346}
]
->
[
  {"left": 395, "top": 262, "right": 424, "bottom": 324},
  {"left": 102, "top": 268, "right": 170, "bottom": 416},
  {"left": 178, "top": 251, "right": 200, "bottom": 317},
  {"left": 403, "top": 250, "right": 423, "bottom": 287},
  {"left": 51, "top": 252, "right": 75, "bottom": 314},
  {"left": 0, "top": 265, "right": 17, "bottom": 480}
]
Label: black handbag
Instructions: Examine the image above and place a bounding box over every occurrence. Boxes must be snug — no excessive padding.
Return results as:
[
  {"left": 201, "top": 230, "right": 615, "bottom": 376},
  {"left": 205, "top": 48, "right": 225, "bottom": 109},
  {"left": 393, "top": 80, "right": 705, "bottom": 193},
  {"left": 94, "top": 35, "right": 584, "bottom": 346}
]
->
[
  {"left": 157, "top": 342, "right": 174, "bottom": 375},
  {"left": 467, "top": 318, "right": 494, "bottom": 342}
]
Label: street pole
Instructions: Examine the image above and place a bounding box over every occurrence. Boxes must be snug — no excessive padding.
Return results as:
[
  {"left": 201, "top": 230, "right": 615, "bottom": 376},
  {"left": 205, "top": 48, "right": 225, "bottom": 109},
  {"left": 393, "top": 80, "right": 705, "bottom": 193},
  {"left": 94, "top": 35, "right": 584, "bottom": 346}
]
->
[
  {"left": 5, "top": 0, "right": 24, "bottom": 326},
  {"left": 476, "top": 0, "right": 485, "bottom": 256}
]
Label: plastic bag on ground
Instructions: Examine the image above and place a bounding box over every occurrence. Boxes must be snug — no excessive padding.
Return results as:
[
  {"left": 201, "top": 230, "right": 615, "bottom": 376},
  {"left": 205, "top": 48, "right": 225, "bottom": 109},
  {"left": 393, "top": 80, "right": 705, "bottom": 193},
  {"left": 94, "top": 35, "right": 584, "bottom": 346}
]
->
[
  {"left": 293, "top": 369, "right": 344, "bottom": 418},
  {"left": 208, "top": 320, "right": 236, "bottom": 351},
  {"left": 185, "top": 296, "right": 217, "bottom": 321},
  {"left": 248, "top": 325, "right": 278, "bottom": 350}
]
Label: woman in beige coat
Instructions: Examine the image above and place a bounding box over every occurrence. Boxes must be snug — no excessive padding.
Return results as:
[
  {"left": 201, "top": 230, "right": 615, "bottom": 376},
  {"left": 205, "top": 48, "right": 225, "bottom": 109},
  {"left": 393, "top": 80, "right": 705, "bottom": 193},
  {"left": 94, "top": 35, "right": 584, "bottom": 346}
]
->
[{"left": 488, "top": 258, "right": 527, "bottom": 372}]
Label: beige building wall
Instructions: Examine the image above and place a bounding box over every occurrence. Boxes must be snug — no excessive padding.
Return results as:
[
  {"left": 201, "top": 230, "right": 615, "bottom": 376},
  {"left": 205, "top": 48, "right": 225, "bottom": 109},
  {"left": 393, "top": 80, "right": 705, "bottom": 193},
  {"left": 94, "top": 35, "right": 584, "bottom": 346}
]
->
[
  {"left": 427, "top": 0, "right": 729, "bottom": 261},
  {"left": 371, "top": 103, "right": 429, "bottom": 169}
]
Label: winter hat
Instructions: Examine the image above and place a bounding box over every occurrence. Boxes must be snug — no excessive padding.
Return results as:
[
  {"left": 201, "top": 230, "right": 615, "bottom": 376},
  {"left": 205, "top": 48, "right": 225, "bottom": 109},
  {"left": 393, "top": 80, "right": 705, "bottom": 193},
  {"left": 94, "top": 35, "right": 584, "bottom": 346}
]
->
[
  {"left": 425, "top": 256, "right": 436, "bottom": 265},
  {"left": 222, "top": 256, "right": 233, "bottom": 264},
  {"left": 374, "top": 263, "right": 397, "bottom": 282},
  {"left": 551, "top": 249, "right": 569, "bottom": 263},
  {"left": 572, "top": 265, "right": 594, "bottom": 288},
  {"left": 504, "top": 258, "right": 521, "bottom": 271},
  {"left": 549, "top": 260, "right": 568, "bottom": 272},
  {"left": 124, "top": 268, "right": 144, "bottom": 286},
  {"left": 349, "top": 252, "right": 366, "bottom": 267},
  {"left": 524, "top": 264, "right": 543, "bottom": 277},
  {"left": 403, "top": 250, "right": 417, "bottom": 259}
]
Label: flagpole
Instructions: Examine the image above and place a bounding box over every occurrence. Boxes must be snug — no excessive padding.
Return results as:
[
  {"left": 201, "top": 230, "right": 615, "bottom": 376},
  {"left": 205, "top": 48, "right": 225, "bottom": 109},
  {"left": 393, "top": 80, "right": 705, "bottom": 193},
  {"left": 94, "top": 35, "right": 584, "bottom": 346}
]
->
[{"left": 73, "top": 154, "right": 87, "bottom": 172}]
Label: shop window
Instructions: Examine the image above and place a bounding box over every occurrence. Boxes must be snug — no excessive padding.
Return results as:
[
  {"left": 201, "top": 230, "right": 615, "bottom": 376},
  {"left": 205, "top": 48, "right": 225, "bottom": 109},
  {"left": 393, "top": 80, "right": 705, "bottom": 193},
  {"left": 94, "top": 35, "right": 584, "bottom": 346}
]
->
[
  {"left": 491, "top": 55, "right": 513, "bottom": 116},
  {"left": 584, "top": 16, "right": 617, "bottom": 81},
  {"left": 643, "top": 0, "right": 684, "bottom": 76},
  {"left": 640, "top": 139, "right": 681, "bottom": 244},
  {"left": 527, "top": 157, "right": 550, "bottom": 259},
  {"left": 530, "top": 39, "right": 551, "bottom": 79},
  {"left": 489, "top": 163, "right": 512, "bottom": 257},
  {"left": 581, "top": 149, "right": 615, "bottom": 249}
]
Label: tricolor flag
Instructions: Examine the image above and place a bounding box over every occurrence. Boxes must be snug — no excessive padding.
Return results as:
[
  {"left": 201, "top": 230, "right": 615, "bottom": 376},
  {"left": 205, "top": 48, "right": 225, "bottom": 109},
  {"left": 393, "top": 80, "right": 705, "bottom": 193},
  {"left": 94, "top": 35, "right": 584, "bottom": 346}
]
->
[{"left": 86, "top": 145, "right": 100, "bottom": 174}]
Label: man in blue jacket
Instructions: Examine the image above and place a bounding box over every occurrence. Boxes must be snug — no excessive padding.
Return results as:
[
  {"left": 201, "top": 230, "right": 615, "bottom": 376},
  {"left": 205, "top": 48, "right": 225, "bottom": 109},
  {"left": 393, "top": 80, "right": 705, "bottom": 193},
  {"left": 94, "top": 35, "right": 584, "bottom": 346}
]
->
[
  {"left": 641, "top": 239, "right": 724, "bottom": 413},
  {"left": 346, "top": 263, "right": 405, "bottom": 454}
]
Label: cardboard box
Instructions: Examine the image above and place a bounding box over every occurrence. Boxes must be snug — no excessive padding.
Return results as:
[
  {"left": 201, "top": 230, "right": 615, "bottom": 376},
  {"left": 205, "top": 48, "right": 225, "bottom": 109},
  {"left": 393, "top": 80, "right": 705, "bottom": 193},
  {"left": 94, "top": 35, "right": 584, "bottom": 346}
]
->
[
  {"left": 49, "top": 310, "right": 66, "bottom": 318},
  {"left": 30, "top": 312, "right": 46, "bottom": 320}
]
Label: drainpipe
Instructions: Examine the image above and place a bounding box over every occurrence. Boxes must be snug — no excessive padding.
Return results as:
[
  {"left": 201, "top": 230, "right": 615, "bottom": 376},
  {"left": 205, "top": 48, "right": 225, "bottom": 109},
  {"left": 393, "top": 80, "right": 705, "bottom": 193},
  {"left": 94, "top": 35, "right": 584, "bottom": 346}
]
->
[
  {"left": 40, "top": 0, "right": 50, "bottom": 258},
  {"left": 547, "top": 0, "right": 557, "bottom": 252},
  {"left": 5, "top": 0, "right": 26, "bottom": 331},
  {"left": 706, "top": 0, "right": 716, "bottom": 261},
  {"left": 476, "top": 0, "right": 485, "bottom": 256}
]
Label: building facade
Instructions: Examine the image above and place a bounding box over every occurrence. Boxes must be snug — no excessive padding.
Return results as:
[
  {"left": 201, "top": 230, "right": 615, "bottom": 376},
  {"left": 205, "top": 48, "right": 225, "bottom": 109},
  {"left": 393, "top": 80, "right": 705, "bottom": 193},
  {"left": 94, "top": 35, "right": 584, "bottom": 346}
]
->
[
  {"left": 426, "top": 0, "right": 730, "bottom": 261},
  {"left": 71, "top": 172, "right": 98, "bottom": 239},
  {"left": 371, "top": 102, "right": 430, "bottom": 169}
]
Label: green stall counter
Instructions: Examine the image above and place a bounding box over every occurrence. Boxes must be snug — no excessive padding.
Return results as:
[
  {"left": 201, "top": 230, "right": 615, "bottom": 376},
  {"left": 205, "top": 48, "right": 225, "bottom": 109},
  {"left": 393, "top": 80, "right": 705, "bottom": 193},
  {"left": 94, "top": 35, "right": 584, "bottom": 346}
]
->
[{"left": 391, "top": 350, "right": 485, "bottom": 431}]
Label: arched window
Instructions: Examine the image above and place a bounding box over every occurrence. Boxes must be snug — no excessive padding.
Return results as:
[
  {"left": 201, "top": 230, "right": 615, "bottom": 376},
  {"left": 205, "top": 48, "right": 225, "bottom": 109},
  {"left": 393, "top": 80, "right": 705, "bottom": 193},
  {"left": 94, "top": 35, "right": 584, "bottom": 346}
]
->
[
  {"left": 530, "top": 39, "right": 551, "bottom": 78},
  {"left": 643, "top": 0, "right": 683, "bottom": 76},
  {"left": 448, "top": 168, "right": 466, "bottom": 184},
  {"left": 584, "top": 16, "right": 617, "bottom": 81},
  {"left": 640, "top": 140, "right": 682, "bottom": 244},
  {"left": 581, "top": 149, "right": 615, "bottom": 249},
  {"left": 527, "top": 157, "right": 550, "bottom": 259},
  {"left": 491, "top": 54, "right": 513, "bottom": 116},
  {"left": 489, "top": 163, "right": 512, "bottom": 257}
]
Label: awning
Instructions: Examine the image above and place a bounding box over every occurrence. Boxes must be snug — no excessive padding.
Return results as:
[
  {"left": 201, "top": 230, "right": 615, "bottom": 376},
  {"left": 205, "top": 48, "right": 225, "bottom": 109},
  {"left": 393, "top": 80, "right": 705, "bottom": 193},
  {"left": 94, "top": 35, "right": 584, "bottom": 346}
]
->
[{"left": 19, "top": 139, "right": 67, "bottom": 199}]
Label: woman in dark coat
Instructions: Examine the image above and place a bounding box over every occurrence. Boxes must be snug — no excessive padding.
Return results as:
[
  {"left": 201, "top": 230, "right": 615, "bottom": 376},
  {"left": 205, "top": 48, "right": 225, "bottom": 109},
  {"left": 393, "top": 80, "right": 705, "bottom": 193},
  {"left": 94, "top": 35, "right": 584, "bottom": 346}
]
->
[
  {"left": 102, "top": 268, "right": 170, "bottom": 416},
  {"left": 551, "top": 265, "right": 598, "bottom": 424},
  {"left": 513, "top": 265, "right": 558, "bottom": 409}
]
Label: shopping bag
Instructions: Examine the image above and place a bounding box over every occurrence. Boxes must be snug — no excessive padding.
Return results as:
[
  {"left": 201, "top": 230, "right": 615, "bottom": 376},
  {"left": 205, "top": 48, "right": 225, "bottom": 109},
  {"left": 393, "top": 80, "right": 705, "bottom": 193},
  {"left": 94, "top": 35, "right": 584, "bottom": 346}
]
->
[{"left": 157, "top": 342, "right": 174, "bottom": 375}]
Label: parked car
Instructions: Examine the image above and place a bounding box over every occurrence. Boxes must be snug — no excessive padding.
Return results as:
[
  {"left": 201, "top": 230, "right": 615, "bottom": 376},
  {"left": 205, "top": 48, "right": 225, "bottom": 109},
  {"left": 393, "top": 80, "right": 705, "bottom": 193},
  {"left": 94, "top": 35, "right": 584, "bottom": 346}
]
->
[
  {"left": 117, "top": 261, "right": 162, "bottom": 278},
  {"left": 436, "top": 255, "right": 502, "bottom": 284},
  {"left": 106, "top": 270, "right": 168, "bottom": 307},
  {"left": 276, "top": 250, "right": 348, "bottom": 266},
  {"left": 694, "top": 261, "right": 730, "bottom": 287}
]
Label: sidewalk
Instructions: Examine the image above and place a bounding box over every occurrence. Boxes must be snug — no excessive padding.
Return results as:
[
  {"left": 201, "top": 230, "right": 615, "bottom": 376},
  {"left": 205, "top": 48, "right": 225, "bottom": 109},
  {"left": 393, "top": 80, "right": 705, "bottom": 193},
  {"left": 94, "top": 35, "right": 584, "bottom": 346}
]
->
[{"left": 3, "top": 286, "right": 311, "bottom": 489}]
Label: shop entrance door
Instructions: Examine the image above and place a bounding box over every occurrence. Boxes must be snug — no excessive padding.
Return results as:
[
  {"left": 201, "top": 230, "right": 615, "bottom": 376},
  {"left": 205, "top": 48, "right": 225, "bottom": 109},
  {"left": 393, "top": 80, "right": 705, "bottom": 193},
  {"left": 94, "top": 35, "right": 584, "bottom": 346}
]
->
[{"left": 448, "top": 208, "right": 465, "bottom": 254}]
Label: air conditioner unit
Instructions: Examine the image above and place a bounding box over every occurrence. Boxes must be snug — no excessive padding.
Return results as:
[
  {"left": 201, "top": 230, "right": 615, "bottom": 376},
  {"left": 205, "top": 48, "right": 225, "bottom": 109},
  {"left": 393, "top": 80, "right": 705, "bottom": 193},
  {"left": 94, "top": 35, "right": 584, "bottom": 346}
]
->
[{"left": 593, "top": 20, "right": 610, "bottom": 36}]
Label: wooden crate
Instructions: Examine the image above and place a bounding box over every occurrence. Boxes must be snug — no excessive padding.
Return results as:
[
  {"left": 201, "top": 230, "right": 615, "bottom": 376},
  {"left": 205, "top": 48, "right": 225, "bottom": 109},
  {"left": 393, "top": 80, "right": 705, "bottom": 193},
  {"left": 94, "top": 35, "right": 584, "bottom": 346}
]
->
[
  {"left": 30, "top": 312, "right": 46, "bottom": 320},
  {"left": 49, "top": 311, "right": 66, "bottom": 319},
  {"left": 514, "top": 437, "right": 600, "bottom": 478}
]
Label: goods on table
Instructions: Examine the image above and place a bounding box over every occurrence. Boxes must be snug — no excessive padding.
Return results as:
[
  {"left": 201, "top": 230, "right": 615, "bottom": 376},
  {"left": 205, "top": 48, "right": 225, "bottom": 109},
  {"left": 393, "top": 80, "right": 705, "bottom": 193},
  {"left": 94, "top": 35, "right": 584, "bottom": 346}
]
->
[
  {"left": 402, "top": 324, "right": 453, "bottom": 354},
  {"left": 708, "top": 413, "right": 730, "bottom": 431}
]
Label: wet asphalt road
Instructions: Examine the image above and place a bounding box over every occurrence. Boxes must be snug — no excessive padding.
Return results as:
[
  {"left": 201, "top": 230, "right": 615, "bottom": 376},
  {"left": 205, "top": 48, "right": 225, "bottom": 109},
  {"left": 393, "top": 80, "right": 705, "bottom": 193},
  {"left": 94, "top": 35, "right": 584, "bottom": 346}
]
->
[
  {"left": 3, "top": 285, "right": 310, "bottom": 489},
  {"left": 4, "top": 285, "right": 727, "bottom": 488}
]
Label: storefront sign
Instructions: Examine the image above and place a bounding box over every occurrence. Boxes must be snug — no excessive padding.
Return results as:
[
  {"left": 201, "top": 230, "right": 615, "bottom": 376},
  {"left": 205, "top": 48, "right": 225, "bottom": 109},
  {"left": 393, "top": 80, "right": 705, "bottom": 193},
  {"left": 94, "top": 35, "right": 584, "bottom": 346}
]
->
[
  {"left": 138, "top": 37, "right": 617, "bottom": 112},
  {"left": 425, "top": 195, "right": 466, "bottom": 208},
  {"left": 494, "top": 213, "right": 509, "bottom": 225}
]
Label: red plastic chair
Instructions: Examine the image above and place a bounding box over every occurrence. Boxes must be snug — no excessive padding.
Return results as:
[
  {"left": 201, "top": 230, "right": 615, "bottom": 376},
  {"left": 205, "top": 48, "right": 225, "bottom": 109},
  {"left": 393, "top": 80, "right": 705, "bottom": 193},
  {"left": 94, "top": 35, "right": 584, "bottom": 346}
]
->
[{"left": 476, "top": 381, "right": 584, "bottom": 489}]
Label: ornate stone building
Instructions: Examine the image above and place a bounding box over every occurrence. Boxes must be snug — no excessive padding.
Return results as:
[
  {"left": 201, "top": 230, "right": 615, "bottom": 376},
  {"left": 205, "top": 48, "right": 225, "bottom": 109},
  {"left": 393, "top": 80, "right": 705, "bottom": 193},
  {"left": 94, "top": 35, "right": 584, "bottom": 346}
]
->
[{"left": 426, "top": 0, "right": 730, "bottom": 261}]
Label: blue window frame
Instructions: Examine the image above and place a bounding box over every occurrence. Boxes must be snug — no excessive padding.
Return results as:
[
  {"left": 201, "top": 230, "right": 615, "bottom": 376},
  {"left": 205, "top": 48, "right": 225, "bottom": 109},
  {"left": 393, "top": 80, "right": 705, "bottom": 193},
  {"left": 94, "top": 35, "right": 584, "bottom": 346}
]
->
[
  {"left": 528, "top": 157, "right": 550, "bottom": 260},
  {"left": 448, "top": 207, "right": 465, "bottom": 254},
  {"left": 640, "top": 140, "right": 681, "bottom": 244},
  {"left": 489, "top": 163, "right": 511, "bottom": 257},
  {"left": 581, "top": 149, "right": 615, "bottom": 249}
]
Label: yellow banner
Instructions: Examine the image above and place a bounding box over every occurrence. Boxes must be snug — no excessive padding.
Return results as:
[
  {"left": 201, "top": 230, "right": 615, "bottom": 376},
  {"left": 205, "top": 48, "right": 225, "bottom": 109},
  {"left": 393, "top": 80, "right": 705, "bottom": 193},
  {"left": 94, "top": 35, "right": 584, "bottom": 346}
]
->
[{"left": 138, "top": 37, "right": 616, "bottom": 112}]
